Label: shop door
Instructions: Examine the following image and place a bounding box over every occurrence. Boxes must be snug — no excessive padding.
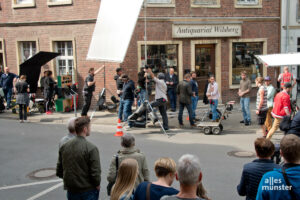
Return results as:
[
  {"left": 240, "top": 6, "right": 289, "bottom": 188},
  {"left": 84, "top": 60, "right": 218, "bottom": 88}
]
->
[{"left": 194, "top": 44, "right": 215, "bottom": 97}]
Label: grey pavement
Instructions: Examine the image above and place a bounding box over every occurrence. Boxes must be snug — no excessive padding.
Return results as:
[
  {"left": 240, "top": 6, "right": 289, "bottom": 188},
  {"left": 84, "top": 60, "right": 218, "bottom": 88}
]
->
[{"left": 0, "top": 101, "right": 285, "bottom": 200}]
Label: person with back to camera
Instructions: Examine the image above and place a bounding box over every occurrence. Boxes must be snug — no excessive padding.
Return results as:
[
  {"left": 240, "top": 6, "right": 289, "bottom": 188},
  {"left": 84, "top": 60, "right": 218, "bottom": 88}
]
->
[
  {"left": 134, "top": 157, "right": 178, "bottom": 200},
  {"left": 110, "top": 158, "right": 139, "bottom": 200},
  {"left": 43, "top": 70, "right": 56, "bottom": 115},
  {"left": 15, "top": 75, "right": 30, "bottom": 123},
  {"left": 237, "top": 138, "right": 280, "bottom": 200}
]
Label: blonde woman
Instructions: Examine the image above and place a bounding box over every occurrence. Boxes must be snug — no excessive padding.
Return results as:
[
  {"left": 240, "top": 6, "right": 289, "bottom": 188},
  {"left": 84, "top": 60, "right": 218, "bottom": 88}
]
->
[
  {"left": 15, "top": 75, "right": 30, "bottom": 123},
  {"left": 134, "top": 157, "right": 178, "bottom": 200},
  {"left": 111, "top": 158, "right": 138, "bottom": 200}
]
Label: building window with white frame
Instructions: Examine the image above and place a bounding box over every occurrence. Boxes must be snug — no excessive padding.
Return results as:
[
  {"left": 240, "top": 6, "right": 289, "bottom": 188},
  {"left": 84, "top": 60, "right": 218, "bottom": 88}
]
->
[
  {"left": 236, "top": 0, "right": 259, "bottom": 5},
  {"left": 54, "top": 41, "right": 74, "bottom": 77},
  {"left": 18, "top": 41, "right": 37, "bottom": 63},
  {"left": 147, "top": 0, "right": 172, "bottom": 3},
  {"left": 47, "top": 0, "right": 72, "bottom": 6},
  {"left": 12, "top": 0, "right": 35, "bottom": 8},
  {"left": 193, "top": 0, "right": 218, "bottom": 5},
  {"left": 0, "top": 39, "right": 5, "bottom": 71}
]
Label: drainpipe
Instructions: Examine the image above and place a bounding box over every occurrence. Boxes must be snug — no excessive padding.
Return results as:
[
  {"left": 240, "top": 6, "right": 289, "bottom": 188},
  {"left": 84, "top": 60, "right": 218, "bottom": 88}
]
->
[{"left": 286, "top": 0, "right": 290, "bottom": 53}]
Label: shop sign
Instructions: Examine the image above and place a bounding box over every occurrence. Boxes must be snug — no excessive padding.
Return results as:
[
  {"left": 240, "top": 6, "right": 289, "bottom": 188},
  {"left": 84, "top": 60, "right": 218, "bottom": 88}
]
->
[{"left": 172, "top": 24, "right": 242, "bottom": 38}]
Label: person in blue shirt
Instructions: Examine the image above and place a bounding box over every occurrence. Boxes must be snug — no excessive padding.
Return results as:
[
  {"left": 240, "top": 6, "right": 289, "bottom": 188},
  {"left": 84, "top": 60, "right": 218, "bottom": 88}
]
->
[
  {"left": 237, "top": 138, "right": 280, "bottom": 200},
  {"left": 134, "top": 157, "right": 178, "bottom": 200},
  {"left": 256, "top": 134, "right": 300, "bottom": 200},
  {"left": 190, "top": 72, "right": 199, "bottom": 121},
  {"left": 0, "top": 67, "right": 18, "bottom": 109}
]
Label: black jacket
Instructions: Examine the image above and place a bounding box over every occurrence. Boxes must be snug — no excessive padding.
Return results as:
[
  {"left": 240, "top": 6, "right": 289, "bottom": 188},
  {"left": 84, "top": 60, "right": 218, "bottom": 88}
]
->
[
  {"left": 177, "top": 80, "right": 193, "bottom": 105},
  {"left": 165, "top": 73, "right": 178, "bottom": 90},
  {"left": 44, "top": 77, "right": 55, "bottom": 91},
  {"left": 121, "top": 80, "right": 135, "bottom": 100},
  {"left": 137, "top": 71, "right": 146, "bottom": 90},
  {"left": 237, "top": 159, "right": 280, "bottom": 200},
  {"left": 287, "top": 111, "right": 300, "bottom": 137}
]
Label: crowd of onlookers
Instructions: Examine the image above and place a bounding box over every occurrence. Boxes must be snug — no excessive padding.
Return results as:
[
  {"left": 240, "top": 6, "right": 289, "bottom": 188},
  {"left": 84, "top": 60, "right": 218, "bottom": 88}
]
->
[{"left": 56, "top": 116, "right": 300, "bottom": 200}]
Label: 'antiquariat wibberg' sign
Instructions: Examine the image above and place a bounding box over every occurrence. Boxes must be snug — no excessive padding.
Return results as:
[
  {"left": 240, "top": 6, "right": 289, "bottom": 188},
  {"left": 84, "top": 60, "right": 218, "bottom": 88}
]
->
[{"left": 172, "top": 24, "right": 242, "bottom": 38}]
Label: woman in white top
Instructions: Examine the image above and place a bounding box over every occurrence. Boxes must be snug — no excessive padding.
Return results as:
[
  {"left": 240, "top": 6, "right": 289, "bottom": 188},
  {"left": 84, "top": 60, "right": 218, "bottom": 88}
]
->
[{"left": 206, "top": 75, "right": 220, "bottom": 121}]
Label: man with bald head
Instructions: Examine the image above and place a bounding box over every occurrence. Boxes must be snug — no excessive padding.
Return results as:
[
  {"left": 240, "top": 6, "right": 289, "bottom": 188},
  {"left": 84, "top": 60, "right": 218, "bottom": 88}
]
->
[
  {"left": 0, "top": 67, "right": 18, "bottom": 109},
  {"left": 278, "top": 66, "right": 296, "bottom": 90}
]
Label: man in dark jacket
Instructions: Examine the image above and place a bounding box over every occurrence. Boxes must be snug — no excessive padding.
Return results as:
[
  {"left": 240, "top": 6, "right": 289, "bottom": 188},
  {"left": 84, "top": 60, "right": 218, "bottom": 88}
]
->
[
  {"left": 177, "top": 74, "right": 195, "bottom": 127},
  {"left": 56, "top": 116, "right": 101, "bottom": 200},
  {"left": 237, "top": 138, "right": 280, "bottom": 200},
  {"left": 287, "top": 110, "right": 300, "bottom": 137},
  {"left": 114, "top": 67, "right": 123, "bottom": 96},
  {"left": 81, "top": 66, "right": 102, "bottom": 116},
  {"left": 137, "top": 67, "right": 148, "bottom": 107},
  {"left": 119, "top": 74, "right": 135, "bottom": 130},
  {"left": 190, "top": 72, "right": 199, "bottom": 121},
  {"left": 165, "top": 68, "right": 178, "bottom": 112},
  {"left": 0, "top": 67, "right": 18, "bottom": 109}
]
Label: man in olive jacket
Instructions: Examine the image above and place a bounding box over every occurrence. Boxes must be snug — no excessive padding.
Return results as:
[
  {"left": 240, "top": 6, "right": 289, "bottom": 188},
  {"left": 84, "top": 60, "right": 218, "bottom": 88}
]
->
[
  {"left": 107, "top": 133, "right": 149, "bottom": 189},
  {"left": 56, "top": 116, "right": 101, "bottom": 200},
  {"left": 177, "top": 73, "right": 195, "bottom": 127}
]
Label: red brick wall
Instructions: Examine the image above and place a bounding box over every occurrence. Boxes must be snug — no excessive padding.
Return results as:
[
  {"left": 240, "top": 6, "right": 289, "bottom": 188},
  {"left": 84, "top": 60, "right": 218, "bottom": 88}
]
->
[{"left": 0, "top": 0, "right": 281, "bottom": 105}]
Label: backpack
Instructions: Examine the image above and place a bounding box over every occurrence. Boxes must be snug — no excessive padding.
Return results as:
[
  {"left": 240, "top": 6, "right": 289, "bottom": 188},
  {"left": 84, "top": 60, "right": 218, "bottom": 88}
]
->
[{"left": 279, "top": 116, "right": 292, "bottom": 132}]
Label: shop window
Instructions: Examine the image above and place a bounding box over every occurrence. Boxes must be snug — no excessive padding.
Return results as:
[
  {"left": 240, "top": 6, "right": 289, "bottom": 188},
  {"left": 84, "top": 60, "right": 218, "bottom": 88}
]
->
[
  {"left": 54, "top": 41, "right": 74, "bottom": 77},
  {"left": 232, "top": 42, "right": 263, "bottom": 85},
  {"left": 18, "top": 41, "right": 36, "bottom": 63},
  {"left": 0, "top": 39, "right": 5, "bottom": 70},
  {"left": 12, "top": 0, "right": 35, "bottom": 8},
  {"left": 141, "top": 44, "right": 178, "bottom": 75},
  {"left": 47, "top": 0, "right": 72, "bottom": 6}
]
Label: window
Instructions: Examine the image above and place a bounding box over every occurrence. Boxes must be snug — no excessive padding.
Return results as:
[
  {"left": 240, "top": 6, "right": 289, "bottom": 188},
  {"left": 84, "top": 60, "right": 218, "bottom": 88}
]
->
[
  {"left": 47, "top": 0, "right": 72, "bottom": 6},
  {"left": 146, "top": 0, "right": 175, "bottom": 7},
  {"left": 235, "top": 0, "right": 262, "bottom": 8},
  {"left": 141, "top": 44, "right": 178, "bottom": 75},
  {"left": 54, "top": 41, "right": 74, "bottom": 77},
  {"left": 0, "top": 39, "right": 6, "bottom": 71},
  {"left": 147, "top": 0, "right": 171, "bottom": 3},
  {"left": 192, "top": 0, "right": 220, "bottom": 8},
  {"left": 12, "top": 0, "right": 35, "bottom": 8},
  {"left": 232, "top": 42, "right": 263, "bottom": 85},
  {"left": 18, "top": 41, "right": 36, "bottom": 63},
  {"left": 298, "top": 0, "right": 300, "bottom": 20}
]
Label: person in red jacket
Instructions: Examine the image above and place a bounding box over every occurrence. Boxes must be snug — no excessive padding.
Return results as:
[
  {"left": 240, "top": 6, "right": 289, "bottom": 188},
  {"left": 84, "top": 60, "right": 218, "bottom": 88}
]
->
[
  {"left": 278, "top": 66, "right": 296, "bottom": 89},
  {"left": 266, "top": 83, "right": 292, "bottom": 139}
]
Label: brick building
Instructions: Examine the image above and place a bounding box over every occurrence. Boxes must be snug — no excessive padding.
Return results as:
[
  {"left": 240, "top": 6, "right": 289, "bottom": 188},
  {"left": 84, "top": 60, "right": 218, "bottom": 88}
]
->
[{"left": 0, "top": 0, "right": 281, "bottom": 106}]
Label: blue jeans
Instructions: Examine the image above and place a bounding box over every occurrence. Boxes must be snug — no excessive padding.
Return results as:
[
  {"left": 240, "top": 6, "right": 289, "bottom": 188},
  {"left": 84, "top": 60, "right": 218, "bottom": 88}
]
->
[
  {"left": 67, "top": 189, "right": 99, "bottom": 200},
  {"left": 123, "top": 99, "right": 133, "bottom": 127},
  {"left": 167, "top": 88, "right": 177, "bottom": 110},
  {"left": 178, "top": 103, "right": 194, "bottom": 125},
  {"left": 191, "top": 96, "right": 198, "bottom": 120},
  {"left": 240, "top": 97, "right": 251, "bottom": 122},
  {"left": 137, "top": 89, "right": 146, "bottom": 107},
  {"left": 210, "top": 99, "right": 219, "bottom": 121},
  {"left": 3, "top": 88, "right": 12, "bottom": 108},
  {"left": 118, "top": 98, "right": 124, "bottom": 121}
]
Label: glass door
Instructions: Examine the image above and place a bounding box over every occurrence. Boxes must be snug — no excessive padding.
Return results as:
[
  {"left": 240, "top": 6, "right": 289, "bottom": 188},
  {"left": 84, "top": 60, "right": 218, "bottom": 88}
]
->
[{"left": 194, "top": 44, "right": 215, "bottom": 97}]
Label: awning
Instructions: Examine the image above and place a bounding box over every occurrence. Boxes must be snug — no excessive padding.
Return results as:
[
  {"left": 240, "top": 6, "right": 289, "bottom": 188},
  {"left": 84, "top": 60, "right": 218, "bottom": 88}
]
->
[
  {"left": 19, "top": 51, "right": 60, "bottom": 93},
  {"left": 255, "top": 53, "right": 300, "bottom": 67},
  {"left": 87, "top": 0, "right": 144, "bottom": 63}
]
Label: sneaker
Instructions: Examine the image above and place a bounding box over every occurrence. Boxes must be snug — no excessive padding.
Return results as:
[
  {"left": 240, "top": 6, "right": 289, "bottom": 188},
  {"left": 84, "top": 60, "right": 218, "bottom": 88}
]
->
[
  {"left": 20, "top": 120, "right": 24, "bottom": 123},
  {"left": 24, "top": 120, "right": 28, "bottom": 123},
  {"left": 179, "top": 123, "right": 184, "bottom": 128},
  {"left": 245, "top": 121, "right": 251, "bottom": 126},
  {"left": 46, "top": 111, "right": 52, "bottom": 115},
  {"left": 240, "top": 120, "right": 245, "bottom": 123},
  {"left": 190, "top": 124, "right": 197, "bottom": 128}
]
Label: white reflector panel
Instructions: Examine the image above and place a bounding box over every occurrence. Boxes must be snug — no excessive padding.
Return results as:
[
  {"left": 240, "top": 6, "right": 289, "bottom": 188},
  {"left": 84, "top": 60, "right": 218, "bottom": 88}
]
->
[
  {"left": 87, "top": 0, "right": 144, "bottom": 63},
  {"left": 256, "top": 53, "right": 300, "bottom": 67}
]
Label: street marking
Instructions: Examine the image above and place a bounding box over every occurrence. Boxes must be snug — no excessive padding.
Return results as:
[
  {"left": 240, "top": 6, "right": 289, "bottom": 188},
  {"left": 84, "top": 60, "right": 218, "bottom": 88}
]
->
[
  {"left": 0, "top": 179, "right": 62, "bottom": 190},
  {"left": 26, "top": 182, "right": 63, "bottom": 200}
]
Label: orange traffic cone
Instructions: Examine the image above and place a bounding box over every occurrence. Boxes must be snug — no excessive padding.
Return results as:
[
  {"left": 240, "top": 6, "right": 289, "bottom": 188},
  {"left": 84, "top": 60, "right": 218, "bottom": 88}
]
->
[
  {"left": 114, "top": 118, "right": 124, "bottom": 137},
  {"left": 186, "top": 116, "right": 189, "bottom": 121}
]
